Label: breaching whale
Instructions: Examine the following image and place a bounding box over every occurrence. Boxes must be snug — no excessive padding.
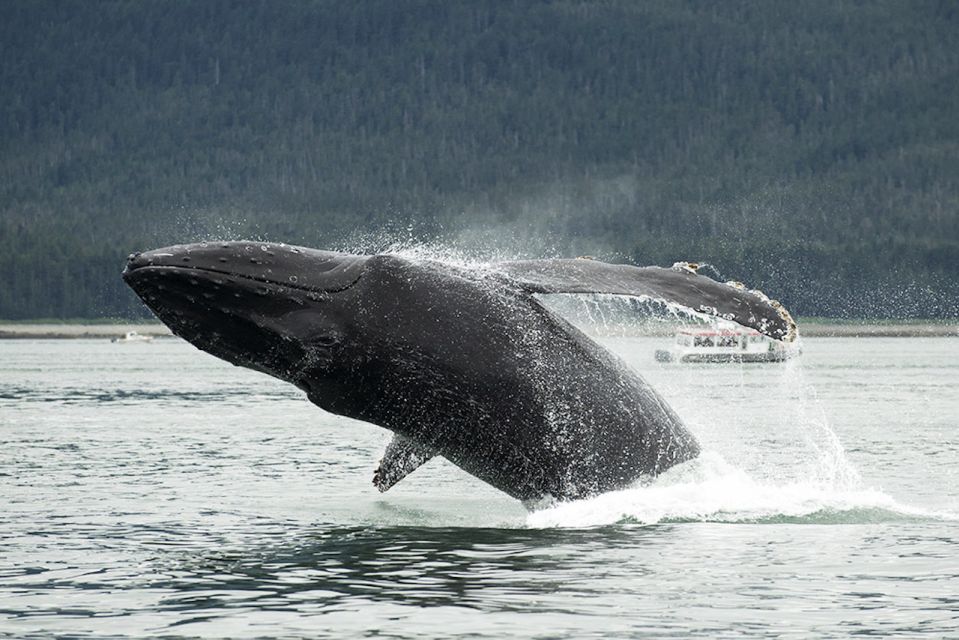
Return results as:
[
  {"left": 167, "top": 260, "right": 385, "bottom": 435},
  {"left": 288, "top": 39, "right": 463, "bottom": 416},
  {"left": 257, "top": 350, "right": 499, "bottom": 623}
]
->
[{"left": 123, "top": 242, "right": 796, "bottom": 503}]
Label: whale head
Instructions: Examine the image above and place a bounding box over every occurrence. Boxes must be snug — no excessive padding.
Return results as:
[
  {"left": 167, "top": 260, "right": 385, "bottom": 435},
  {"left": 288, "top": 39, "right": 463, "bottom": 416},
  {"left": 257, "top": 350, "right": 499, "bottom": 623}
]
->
[{"left": 122, "top": 241, "right": 368, "bottom": 387}]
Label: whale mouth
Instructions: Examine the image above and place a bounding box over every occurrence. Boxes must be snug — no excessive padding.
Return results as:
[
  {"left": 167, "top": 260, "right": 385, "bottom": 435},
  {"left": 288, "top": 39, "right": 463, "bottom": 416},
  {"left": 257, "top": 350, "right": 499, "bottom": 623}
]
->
[
  {"left": 124, "top": 260, "right": 336, "bottom": 383},
  {"left": 123, "top": 241, "right": 367, "bottom": 295}
]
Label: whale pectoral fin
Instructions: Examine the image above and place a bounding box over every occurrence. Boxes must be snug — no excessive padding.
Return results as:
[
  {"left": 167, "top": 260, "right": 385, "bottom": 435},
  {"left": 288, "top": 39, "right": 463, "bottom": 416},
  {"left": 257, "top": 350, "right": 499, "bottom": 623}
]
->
[
  {"left": 500, "top": 259, "right": 797, "bottom": 342},
  {"left": 373, "top": 434, "right": 436, "bottom": 493}
]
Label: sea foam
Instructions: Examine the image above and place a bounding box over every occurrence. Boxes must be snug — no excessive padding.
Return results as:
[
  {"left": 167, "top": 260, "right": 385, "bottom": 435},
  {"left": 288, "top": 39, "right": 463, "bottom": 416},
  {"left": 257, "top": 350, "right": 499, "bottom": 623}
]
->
[{"left": 526, "top": 452, "right": 955, "bottom": 528}]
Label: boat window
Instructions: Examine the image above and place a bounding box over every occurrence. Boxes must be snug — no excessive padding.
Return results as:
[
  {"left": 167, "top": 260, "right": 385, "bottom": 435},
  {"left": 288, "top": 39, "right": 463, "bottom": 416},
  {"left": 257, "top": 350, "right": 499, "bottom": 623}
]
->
[
  {"left": 717, "top": 335, "right": 738, "bottom": 347},
  {"left": 694, "top": 336, "right": 715, "bottom": 347}
]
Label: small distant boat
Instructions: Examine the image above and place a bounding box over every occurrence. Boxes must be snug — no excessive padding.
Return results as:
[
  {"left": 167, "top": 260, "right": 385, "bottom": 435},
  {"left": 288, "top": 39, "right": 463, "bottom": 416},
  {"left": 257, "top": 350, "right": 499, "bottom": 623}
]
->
[
  {"left": 111, "top": 330, "right": 154, "bottom": 343},
  {"left": 655, "top": 329, "right": 798, "bottom": 363}
]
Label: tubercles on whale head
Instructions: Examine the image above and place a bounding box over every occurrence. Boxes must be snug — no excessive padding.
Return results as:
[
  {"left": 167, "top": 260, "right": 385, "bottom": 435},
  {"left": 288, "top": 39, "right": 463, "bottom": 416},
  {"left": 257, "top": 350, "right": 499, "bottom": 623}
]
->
[{"left": 123, "top": 241, "right": 365, "bottom": 385}]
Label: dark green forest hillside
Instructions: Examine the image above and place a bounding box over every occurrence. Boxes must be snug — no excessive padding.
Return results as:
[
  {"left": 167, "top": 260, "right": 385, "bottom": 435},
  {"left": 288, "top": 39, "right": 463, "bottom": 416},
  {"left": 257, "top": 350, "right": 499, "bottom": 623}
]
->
[{"left": 1, "top": 0, "right": 958, "bottom": 319}]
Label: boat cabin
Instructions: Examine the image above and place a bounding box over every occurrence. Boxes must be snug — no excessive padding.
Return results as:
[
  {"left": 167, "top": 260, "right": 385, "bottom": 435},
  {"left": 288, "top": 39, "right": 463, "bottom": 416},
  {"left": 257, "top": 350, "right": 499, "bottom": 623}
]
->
[{"left": 656, "top": 328, "right": 794, "bottom": 363}]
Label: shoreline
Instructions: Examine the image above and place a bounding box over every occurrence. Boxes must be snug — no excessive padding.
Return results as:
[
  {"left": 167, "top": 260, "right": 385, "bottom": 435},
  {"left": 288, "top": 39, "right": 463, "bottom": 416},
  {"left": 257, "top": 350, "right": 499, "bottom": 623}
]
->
[
  {"left": 0, "top": 324, "right": 173, "bottom": 340},
  {"left": 796, "top": 323, "right": 958, "bottom": 337},
  {"left": 0, "top": 322, "right": 956, "bottom": 340},
  {"left": 583, "top": 322, "right": 959, "bottom": 338}
]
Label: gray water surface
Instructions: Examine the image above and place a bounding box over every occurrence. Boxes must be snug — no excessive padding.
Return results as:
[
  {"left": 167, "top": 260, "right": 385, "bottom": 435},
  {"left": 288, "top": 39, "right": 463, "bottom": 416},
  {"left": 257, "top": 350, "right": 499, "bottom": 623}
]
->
[{"left": 1, "top": 337, "right": 957, "bottom": 637}]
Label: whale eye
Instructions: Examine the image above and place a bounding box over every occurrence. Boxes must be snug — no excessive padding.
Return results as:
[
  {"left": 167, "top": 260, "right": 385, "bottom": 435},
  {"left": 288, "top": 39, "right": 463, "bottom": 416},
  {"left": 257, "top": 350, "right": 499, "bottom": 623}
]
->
[{"left": 314, "top": 334, "right": 341, "bottom": 347}]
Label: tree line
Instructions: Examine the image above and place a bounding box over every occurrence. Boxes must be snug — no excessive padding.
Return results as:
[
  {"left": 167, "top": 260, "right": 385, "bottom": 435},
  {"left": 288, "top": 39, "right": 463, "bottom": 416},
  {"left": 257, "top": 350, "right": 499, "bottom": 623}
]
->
[{"left": 1, "top": 0, "right": 957, "bottom": 319}]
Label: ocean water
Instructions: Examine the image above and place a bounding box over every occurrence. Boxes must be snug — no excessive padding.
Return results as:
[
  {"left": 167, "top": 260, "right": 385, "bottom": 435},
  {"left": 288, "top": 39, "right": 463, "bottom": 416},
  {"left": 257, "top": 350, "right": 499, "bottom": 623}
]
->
[{"left": 1, "top": 335, "right": 957, "bottom": 637}]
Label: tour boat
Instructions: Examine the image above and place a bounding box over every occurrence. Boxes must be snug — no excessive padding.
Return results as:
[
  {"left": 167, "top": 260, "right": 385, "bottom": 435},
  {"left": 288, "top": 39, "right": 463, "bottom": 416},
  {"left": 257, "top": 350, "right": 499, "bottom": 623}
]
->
[{"left": 654, "top": 328, "right": 797, "bottom": 363}]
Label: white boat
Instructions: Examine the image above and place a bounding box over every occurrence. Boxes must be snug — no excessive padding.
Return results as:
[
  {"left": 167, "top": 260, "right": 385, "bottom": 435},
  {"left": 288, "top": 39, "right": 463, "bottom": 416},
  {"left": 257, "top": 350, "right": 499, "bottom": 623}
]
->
[
  {"left": 111, "top": 330, "right": 154, "bottom": 343},
  {"left": 654, "top": 328, "right": 797, "bottom": 363}
]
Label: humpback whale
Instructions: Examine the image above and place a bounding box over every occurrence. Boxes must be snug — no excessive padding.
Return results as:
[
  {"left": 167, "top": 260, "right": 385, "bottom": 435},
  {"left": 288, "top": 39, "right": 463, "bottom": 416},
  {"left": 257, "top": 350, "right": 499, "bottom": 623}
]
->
[{"left": 123, "top": 242, "right": 796, "bottom": 503}]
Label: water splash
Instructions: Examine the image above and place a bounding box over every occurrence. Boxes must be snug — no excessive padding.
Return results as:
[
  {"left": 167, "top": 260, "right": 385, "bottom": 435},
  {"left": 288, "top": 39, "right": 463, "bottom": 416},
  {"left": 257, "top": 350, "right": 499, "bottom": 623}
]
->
[
  {"left": 527, "top": 452, "right": 956, "bottom": 528},
  {"left": 538, "top": 292, "right": 721, "bottom": 338},
  {"left": 512, "top": 298, "right": 949, "bottom": 529},
  {"left": 333, "top": 231, "right": 542, "bottom": 268}
]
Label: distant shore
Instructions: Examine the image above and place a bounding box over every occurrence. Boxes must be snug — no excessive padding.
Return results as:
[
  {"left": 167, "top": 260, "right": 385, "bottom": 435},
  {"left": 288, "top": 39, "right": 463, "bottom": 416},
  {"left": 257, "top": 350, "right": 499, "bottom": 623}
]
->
[
  {"left": 582, "top": 321, "right": 959, "bottom": 338},
  {"left": 0, "top": 323, "right": 173, "bottom": 340},
  {"left": 797, "top": 322, "right": 958, "bottom": 337},
  {"left": 0, "top": 321, "right": 956, "bottom": 340}
]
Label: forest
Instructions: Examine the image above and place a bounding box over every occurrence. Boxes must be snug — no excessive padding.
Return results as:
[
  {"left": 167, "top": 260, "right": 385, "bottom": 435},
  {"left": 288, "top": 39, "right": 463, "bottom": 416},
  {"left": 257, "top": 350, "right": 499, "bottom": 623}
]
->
[{"left": 1, "top": 0, "right": 957, "bottom": 319}]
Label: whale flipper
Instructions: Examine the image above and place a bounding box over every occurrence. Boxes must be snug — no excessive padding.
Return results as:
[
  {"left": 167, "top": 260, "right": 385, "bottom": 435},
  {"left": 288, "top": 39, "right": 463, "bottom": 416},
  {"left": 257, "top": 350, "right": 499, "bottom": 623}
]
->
[
  {"left": 373, "top": 433, "right": 436, "bottom": 493},
  {"left": 500, "top": 259, "right": 797, "bottom": 342}
]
